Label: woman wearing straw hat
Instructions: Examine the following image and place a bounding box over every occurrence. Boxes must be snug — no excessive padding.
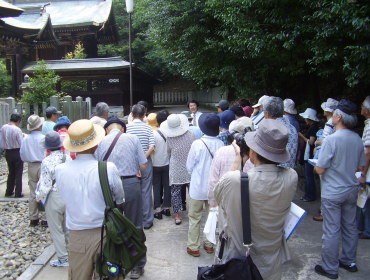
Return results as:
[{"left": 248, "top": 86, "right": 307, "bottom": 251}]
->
[
  {"left": 160, "top": 114, "right": 194, "bottom": 225},
  {"left": 298, "top": 108, "right": 319, "bottom": 202}
]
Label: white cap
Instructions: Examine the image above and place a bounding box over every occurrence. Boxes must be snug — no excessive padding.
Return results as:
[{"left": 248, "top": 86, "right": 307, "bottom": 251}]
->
[{"left": 252, "top": 95, "right": 269, "bottom": 108}]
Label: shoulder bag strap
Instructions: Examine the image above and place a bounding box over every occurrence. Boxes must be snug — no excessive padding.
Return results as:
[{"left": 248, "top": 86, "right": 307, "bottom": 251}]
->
[
  {"left": 240, "top": 171, "right": 252, "bottom": 245},
  {"left": 200, "top": 139, "right": 213, "bottom": 158},
  {"left": 157, "top": 129, "right": 166, "bottom": 142},
  {"left": 98, "top": 161, "right": 115, "bottom": 208},
  {"left": 103, "top": 132, "right": 122, "bottom": 161}
]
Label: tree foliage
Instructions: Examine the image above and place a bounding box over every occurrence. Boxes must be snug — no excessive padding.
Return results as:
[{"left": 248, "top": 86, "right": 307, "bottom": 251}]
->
[
  {"left": 0, "top": 59, "right": 12, "bottom": 97},
  {"left": 21, "top": 61, "right": 62, "bottom": 106},
  {"left": 132, "top": 0, "right": 370, "bottom": 102},
  {"left": 62, "top": 42, "right": 87, "bottom": 92}
]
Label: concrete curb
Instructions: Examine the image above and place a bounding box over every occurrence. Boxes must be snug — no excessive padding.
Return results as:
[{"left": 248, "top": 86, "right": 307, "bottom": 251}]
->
[{"left": 18, "top": 245, "right": 55, "bottom": 280}]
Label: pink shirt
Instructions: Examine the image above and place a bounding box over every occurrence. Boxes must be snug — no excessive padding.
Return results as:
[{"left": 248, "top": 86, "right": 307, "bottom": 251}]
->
[{"left": 208, "top": 145, "right": 236, "bottom": 206}]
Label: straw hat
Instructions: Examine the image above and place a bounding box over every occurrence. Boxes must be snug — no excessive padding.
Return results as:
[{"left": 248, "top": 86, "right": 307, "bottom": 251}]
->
[
  {"left": 283, "top": 99, "right": 297, "bottom": 115},
  {"left": 245, "top": 119, "right": 289, "bottom": 163},
  {"left": 147, "top": 113, "right": 158, "bottom": 130},
  {"left": 27, "top": 115, "right": 44, "bottom": 131},
  {"left": 160, "top": 114, "right": 189, "bottom": 137},
  {"left": 63, "top": 119, "right": 105, "bottom": 153},
  {"left": 299, "top": 108, "right": 319, "bottom": 122},
  {"left": 229, "top": 117, "right": 254, "bottom": 134}
]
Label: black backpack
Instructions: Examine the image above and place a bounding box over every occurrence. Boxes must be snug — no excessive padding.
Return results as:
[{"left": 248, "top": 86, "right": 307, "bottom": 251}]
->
[{"left": 96, "top": 161, "right": 147, "bottom": 278}]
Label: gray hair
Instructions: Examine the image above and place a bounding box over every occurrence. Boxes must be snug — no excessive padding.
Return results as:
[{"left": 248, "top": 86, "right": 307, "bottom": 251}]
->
[
  {"left": 334, "top": 109, "right": 357, "bottom": 129},
  {"left": 131, "top": 104, "right": 145, "bottom": 118},
  {"left": 263, "top": 96, "right": 284, "bottom": 118},
  {"left": 95, "top": 102, "right": 109, "bottom": 117}
]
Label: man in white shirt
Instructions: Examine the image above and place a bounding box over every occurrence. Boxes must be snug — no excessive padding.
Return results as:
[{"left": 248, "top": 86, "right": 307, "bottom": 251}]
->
[
  {"left": 186, "top": 113, "right": 223, "bottom": 257},
  {"left": 56, "top": 119, "right": 124, "bottom": 280},
  {"left": 20, "top": 115, "right": 46, "bottom": 227},
  {"left": 187, "top": 100, "right": 202, "bottom": 127}
]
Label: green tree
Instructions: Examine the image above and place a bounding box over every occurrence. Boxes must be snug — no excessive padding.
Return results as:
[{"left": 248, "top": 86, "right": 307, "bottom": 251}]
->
[
  {"left": 62, "top": 42, "right": 87, "bottom": 92},
  {"left": 0, "top": 59, "right": 12, "bottom": 97},
  {"left": 139, "top": 0, "right": 370, "bottom": 103},
  {"left": 21, "top": 60, "right": 61, "bottom": 106}
]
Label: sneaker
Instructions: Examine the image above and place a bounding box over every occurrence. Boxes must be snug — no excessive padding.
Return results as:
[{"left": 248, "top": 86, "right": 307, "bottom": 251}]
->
[
  {"left": 40, "top": 220, "right": 48, "bottom": 227},
  {"left": 186, "top": 247, "right": 200, "bottom": 257},
  {"left": 339, "top": 261, "right": 358, "bottom": 272},
  {"left": 313, "top": 214, "right": 323, "bottom": 222},
  {"left": 203, "top": 244, "right": 214, "bottom": 254},
  {"left": 161, "top": 208, "right": 171, "bottom": 217},
  {"left": 314, "top": 265, "right": 338, "bottom": 279},
  {"left": 154, "top": 212, "right": 163, "bottom": 220},
  {"left": 30, "top": 219, "right": 39, "bottom": 227},
  {"left": 130, "top": 267, "right": 144, "bottom": 279},
  {"left": 50, "top": 259, "right": 69, "bottom": 267},
  {"left": 175, "top": 214, "right": 182, "bottom": 225}
]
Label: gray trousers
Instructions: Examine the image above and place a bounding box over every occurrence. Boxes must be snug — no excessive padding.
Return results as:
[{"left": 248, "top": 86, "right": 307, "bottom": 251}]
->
[
  {"left": 321, "top": 188, "right": 358, "bottom": 274},
  {"left": 121, "top": 176, "right": 147, "bottom": 269},
  {"left": 45, "top": 191, "right": 68, "bottom": 261},
  {"left": 140, "top": 158, "right": 154, "bottom": 228},
  {"left": 28, "top": 162, "right": 41, "bottom": 220}
]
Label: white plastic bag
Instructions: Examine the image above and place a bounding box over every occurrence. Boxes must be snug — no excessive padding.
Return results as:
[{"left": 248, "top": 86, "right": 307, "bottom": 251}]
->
[
  {"left": 203, "top": 206, "right": 218, "bottom": 245},
  {"left": 304, "top": 140, "right": 310, "bottom": 161}
]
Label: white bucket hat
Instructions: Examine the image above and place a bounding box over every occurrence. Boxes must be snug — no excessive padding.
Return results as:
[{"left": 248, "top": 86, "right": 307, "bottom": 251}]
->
[
  {"left": 229, "top": 117, "right": 255, "bottom": 134},
  {"left": 299, "top": 108, "right": 319, "bottom": 122},
  {"left": 283, "top": 99, "right": 297, "bottom": 115},
  {"left": 27, "top": 115, "right": 44, "bottom": 131},
  {"left": 321, "top": 98, "right": 339, "bottom": 113},
  {"left": 252, "top": 95, "right": 269, "bottom": 108},
  {"left": 160, "top": 114, "right": 189, "bottom": 137}
]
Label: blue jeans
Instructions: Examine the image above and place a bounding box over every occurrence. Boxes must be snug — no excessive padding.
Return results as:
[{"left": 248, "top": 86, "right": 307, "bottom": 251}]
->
[
  {"left": 304, "top": 162, "right": 316, "bottom": 201},
  {"left": 357, "top": 199, "right": 370, "bottom": 237}
]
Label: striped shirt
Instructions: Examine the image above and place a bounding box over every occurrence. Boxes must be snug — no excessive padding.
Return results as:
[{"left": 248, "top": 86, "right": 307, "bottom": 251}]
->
[
  {"left": 0, "top": 123, "right": 23, "bottom": 149},
  {"left": 126, "top": 119, "right": 155, "bottom": 152},
  {"left": 362, "top": 118, "right": 370, "bottom": 147}
]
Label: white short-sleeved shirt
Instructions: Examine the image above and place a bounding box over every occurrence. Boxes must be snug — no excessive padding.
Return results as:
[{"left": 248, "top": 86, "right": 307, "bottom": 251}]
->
[{"left": 56, "top": 154, "right": 124, "bottom": 230}]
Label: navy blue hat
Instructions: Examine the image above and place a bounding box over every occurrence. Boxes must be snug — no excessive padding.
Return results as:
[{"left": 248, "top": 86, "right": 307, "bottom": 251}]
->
[
  {"left": 54, "top": 116, "right": 71, "bottom": 131},
  {"left": 104, "top": 115, "right": 126, "bottom": 131},
  {"left": 215, "top": 100, "right": 229, "bottom": 111},
  {"left": 219, "top": 110, "right": 235, "bottom": 130},
  {"left": 199, "top": 113, "right": 220, "bottom": 137},
  {"left": 336, "top": 99, "right": 357, "bottom": 115},
  {"left": 230, "top": 105, "right": 245, "bottom": 117}
]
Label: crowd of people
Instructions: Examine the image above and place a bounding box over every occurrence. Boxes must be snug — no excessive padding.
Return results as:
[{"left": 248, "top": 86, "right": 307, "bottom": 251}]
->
[{"left": 0, "top": 95, "right": 369, "bottom": 280}]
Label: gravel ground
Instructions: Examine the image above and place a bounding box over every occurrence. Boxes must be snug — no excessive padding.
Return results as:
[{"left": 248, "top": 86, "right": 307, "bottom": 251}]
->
[{"left": 0, "top": 157, "right": 50, "bottom": 279}]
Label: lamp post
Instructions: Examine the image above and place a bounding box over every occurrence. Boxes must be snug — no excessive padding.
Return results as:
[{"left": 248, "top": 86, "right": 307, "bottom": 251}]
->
[{"left": 125, "top": 0, "right": 134, "bottom": 108}]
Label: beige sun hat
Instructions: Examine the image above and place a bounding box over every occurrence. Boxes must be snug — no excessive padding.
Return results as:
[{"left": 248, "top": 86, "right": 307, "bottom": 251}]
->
[
  {"left": 63, "top": 119, "right": 105, "bottom": 153},
  {"left": 27, "top": 115, "right": 44, "bottom": 131},
  {"left": 160, "top": 114, "right": 189, "bottom": 137},
  {"left": 229, "top": 117, "right": 255, "bottom": 134},
  {"left": 244, "top": 119, "right": 289, "bottom": 163}
]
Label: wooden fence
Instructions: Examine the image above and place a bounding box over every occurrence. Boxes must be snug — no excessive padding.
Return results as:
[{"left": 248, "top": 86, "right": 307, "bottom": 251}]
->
[
  {"left": 153, "top": 87, "right": 228, "bottom": 106},
  {"left": 0, "top": 96, "right": 92, "bottom": 129}
]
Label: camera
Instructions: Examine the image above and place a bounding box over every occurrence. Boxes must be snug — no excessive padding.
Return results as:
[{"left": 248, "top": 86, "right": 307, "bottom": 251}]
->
[{"left": 227, "top": 130, "right": 250, "bottom": 157}]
